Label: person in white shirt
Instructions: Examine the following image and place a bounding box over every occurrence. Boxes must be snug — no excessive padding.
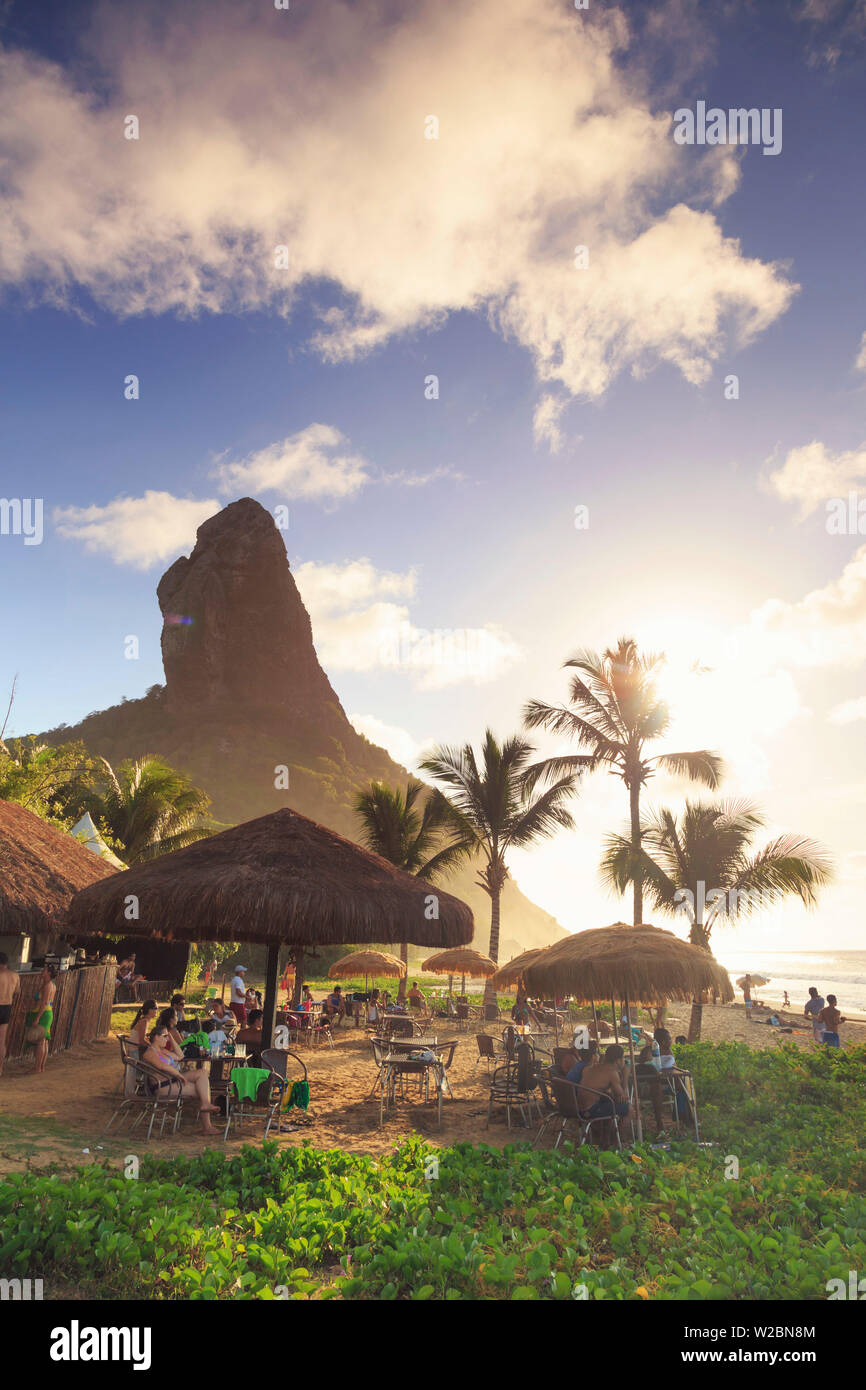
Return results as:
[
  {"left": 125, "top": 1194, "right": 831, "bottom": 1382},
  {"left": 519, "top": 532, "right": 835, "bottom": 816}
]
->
[{"left": 230, "top": 966, "right": 248, "bottom": 1026}]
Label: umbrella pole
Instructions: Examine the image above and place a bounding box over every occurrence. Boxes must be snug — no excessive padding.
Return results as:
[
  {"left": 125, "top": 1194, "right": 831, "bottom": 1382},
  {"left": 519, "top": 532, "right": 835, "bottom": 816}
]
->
[
  {"left": 612, "top": 998, "right": 618, "bottom": 1044},
  {"left": 591, "top": 999, "right": 599, "bottom": 1044},
  {"left": 291, "top": 949, "right": 304, "bottom": 1010},
  {"left": 262, "top": 942, "right": 280, "bottom": 1049},
  {"left": 624, "top": 989, "right": 642, "bottom": 1146}
]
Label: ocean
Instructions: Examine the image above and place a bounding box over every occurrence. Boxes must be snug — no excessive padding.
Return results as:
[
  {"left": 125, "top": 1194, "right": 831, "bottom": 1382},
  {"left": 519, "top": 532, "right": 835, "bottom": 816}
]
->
[{"left": 714, "top": 950, "right": 866, "bottom": 1018}]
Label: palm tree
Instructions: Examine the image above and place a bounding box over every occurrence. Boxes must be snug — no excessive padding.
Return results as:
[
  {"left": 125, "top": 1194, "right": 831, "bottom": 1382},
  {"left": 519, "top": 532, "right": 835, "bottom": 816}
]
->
[
  {"left": 600, "top": 799, "right": 834, "bottom": 1038},
  {"left": 524, "top": 637, "right": 723, "bottom": 924},
  {"left": 72, "top": 755, "right": 213, "bottom": 864},
  {"left": 354, "top": 779, "right": 472, "bottom": 999},
  {"left": 419, "top": 730, "right": 579, "bottom": 1006}
]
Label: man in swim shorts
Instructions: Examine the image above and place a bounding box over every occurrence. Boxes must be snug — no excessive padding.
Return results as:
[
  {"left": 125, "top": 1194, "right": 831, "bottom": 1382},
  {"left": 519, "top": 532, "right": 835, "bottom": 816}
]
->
[{"left": 577, "top": 1043, "right": 633, "bottom": 1143}]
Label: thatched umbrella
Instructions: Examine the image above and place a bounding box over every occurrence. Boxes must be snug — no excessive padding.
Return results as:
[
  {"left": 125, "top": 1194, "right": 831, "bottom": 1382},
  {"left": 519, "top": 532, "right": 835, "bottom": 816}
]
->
[
  {"left": 525, "top": 923, "right": 733, "bottom": 1142},
  {"left": 329, "top": 949, "right": 406, "bottom": 995},
  {"left": 0, "top": 800, "right": 117, "bottom": 944},
  {"left": 68, "top": 807, "right": 473, "bottom": 1044},
  {"left": 422, "top": 947, "right": 496, "bottom": 999},
  {"left": 489, "top": 947, "right": 548, "bottom": 990}
]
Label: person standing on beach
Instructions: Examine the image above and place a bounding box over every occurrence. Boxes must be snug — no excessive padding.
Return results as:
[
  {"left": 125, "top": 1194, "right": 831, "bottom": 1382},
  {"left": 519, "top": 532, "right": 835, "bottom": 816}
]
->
[
  {"left": 817, "top": 995, "right": 845, "bottom": 1048},
  {"left": 742, "top": 975, "right": 753, "bottom": 1019},
  {"left": 0, "top": 953, "right": 20, "bottom": 1078},
  {"left": 804, "top": 987, "right": 825, "bottom": 1043}
]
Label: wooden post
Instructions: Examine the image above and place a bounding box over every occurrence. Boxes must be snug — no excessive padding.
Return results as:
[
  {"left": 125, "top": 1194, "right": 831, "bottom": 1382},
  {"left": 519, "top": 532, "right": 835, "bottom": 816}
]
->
[
  {"left": 261, "top": 943, "right": 280, "bottom": 1049},
  {"left": 624, "top": 990, "right": 643, "bottom": 1145},
  {"left": 291, "top": 948, "right": 304, "bottom": 1009}
]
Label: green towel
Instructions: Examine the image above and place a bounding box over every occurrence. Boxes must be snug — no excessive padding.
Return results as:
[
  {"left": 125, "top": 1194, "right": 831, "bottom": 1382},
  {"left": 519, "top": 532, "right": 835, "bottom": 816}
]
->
[
  {"left": 232, "top": 1067, "right": 273, "bottom": 1103},
  {"left": 189, "top": 1031, "right": 210, "bottom": 1049},
  {"left": 284, "top": 1079, "right": 310, "bottom": 1111}
]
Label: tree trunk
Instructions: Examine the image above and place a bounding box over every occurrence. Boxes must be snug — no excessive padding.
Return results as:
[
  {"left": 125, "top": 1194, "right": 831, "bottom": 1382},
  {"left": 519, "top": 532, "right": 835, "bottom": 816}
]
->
[
  {"left": 687, "top": 1000, "right": 703, "bottom": 1042},
  {"left": 397, "top": 942, "right": 408, "bottom": 1001},
  {"left": 687, "top": 919, "right": 709, "bottom": 1040},
  {"left": 630, "top": 780, "right": 642, "bottom": 924},
  {"left": 482, "top": 888, "right": 501, "bottom": 1016}
]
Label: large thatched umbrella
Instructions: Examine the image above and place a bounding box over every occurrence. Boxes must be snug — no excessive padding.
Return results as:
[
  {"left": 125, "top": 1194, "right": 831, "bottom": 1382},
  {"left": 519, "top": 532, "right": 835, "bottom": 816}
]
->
[
  {"left": 525, "top": 923, "right": 732, "bottom": 1142},
  {"left": 68, "top": 807, "right": 473, "bottom": 1044},
  {"left": 329, "top": 949, "right": 406, "bottom": 994},
  {"left": 0, "top": 800, "right": 117, "bottom": 944},
  {"left": 422, "top": 947, "right": 496, "bottom": 998}
]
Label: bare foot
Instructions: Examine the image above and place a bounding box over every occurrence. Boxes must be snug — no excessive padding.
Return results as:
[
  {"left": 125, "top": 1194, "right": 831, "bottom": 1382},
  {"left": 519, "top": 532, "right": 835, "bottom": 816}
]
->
[{"left": 200, "top": 1102, "right": 220, "bottom": 1113}]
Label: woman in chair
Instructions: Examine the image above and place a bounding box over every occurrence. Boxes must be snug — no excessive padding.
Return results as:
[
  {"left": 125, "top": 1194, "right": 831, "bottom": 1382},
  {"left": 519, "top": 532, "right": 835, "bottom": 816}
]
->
[{"left": 142, "top": 1024, "right": 220, "bottom": 1135}]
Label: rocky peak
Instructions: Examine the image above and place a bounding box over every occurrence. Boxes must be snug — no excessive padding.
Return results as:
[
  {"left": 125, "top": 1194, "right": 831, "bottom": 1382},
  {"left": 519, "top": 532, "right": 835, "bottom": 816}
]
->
[{"left": 157, "top": 498, "right": 341, "bottom": 718}]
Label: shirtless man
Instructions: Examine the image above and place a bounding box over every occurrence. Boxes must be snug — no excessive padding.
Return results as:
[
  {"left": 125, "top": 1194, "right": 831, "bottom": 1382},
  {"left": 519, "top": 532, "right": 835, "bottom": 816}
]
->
[
  {"left": 0, "top": 952, "right": 20, "bottom": 1078},
  {"left": 818, "top": 994, "right": 845, "bottom": 1048},
  {"left": 577, "top": 1043, "right": 633, "bottom": 1143}
]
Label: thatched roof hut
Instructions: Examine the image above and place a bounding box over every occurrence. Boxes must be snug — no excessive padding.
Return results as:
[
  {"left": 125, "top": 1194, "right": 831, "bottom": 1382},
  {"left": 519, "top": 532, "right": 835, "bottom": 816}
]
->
[
  {"left": 68, "top": 807, "right": 473, "bottom": 948},
  {"left": 0, "top": 799, "right": 117, "bottom": 938},
  {"left": 489, "top": 947, "right": 548, "bottom": 990},
  {"left": 329, "top": 950, "right": 406, "bottom": 980},
  {"left": 524, "top": 923, "right": 733, "bottom": 1005}
]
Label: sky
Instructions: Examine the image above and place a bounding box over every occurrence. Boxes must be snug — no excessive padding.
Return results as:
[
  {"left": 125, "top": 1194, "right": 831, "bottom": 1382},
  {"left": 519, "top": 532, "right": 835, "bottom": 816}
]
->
[{"left": 2, "top": 0, "right": 866, "bottom": 956}]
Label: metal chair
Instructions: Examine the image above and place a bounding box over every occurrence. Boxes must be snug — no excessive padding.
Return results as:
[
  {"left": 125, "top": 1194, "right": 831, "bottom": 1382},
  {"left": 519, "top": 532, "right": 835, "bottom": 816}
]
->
[
  {"left": 486, "top": 1043, "right": 542, "bottom": 1130},
  {"left": 223, "top": 1064, "right": 286, "bottom": 1141},
  {"left": 104, "top": 1058, "right": 185, "bottom": 1140},
  {"left": 534, "top": 1076, "right": 624, "bottom": 1151},
  {"left": 261, "top": 1047, "right": 313, "bottom": 1125},
  {"left": 475, "top": 1033, "right": 497, "bottom": 1073}
]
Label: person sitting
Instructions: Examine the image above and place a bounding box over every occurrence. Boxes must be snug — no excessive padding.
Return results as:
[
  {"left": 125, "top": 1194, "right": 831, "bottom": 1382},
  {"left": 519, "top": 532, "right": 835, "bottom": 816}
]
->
[
  {"left": 115, "top": 954, "right": 146, "bottom": 1000},
  {"left": 565, "top": 1043, "right": 597, "bottom": 1086},
  {"left": 128, "top": 999, "right": 158, "bottom": 1052},
  {"left": 818, "top": 995, "right": 845, "bottom": 1048},
  {"left": 576, "top": 1044, "right": 633, "bottom": 1143},
  {"left": 156, "top": 1007, "right": 186, "bottom": 1057},
  {"left": 236, "top": 1008, "right": 265, "bottom": 1063},
  {"left": 206, "top": 998, "right": 235, "bottom": 1031},
  {"left": 407, "top": 982, "right": 424, "bottom": 1011},
  {"left": 324, "top": 986, "right": 346, "bottom": 1025},
  {"left": 171, "top": 993, "right": 190, "bottom": 1027},
  {"left": 141, "top": 1023, "right": 220, "bottom": 1135},
  {"left": 299, "top": 986, "right": 314, "bottom": 1013},
  {"left": 367, "top": 989, "right": 381, "bottom": 1026}
]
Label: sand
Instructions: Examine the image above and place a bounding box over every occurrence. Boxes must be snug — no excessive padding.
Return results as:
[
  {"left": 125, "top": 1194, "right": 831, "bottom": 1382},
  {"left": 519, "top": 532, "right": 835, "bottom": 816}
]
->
[{"left": 1, "top": 1004, "right": 863, "bottom": 1175}]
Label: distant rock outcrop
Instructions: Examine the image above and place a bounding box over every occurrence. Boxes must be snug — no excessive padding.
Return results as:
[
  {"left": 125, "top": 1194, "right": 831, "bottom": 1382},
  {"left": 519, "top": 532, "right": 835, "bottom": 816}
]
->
[
  {"left": 37, "top": 498, "right": 567, "bottom": 955},
  {"left": 158, "top": 499, "right": 341, "bottom": 723}
]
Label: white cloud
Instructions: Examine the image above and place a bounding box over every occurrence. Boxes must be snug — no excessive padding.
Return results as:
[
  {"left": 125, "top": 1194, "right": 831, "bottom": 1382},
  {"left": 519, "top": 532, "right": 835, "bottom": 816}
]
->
[
  {"left": 293, "top": 558, "right": 521, "bottom": 687},
  {"left": 53, "top": 491, "right": 219, "bottom": 569},
  {"left": 749, "top": 545, "right": 866, "bottom": 668},
  {"left": 767, "top": 440, "right": 866, "bottom": 519},
  {"left": 349, "top": 712, "right": 427, "bottom": 771},
  {"left": 213, "top": 424, "right": 370, "bottom": 501},
  {"left": 0, "top": 0, "right": 795, "bottom": 403},
  {"left": 829, "top": 696, "right": 866, "bottom": 725},
  {"left": 533, "top": 394, "right": 567, "bottom": 453},
  {"left": 293, "top": 559, "right": 418, "bottom": 612},
  {"left": 856, "top": 332, "right": 866, "bottom": 374}
]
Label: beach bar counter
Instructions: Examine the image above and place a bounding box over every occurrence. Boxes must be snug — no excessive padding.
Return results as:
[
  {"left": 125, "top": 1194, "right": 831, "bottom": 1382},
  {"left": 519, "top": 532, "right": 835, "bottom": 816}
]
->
[{"left": 2, "top": 955, "right": 117, "bottom": 1061}]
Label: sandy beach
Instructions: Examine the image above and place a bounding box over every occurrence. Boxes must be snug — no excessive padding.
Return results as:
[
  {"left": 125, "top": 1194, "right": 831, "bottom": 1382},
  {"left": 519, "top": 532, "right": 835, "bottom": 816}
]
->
[{"left": 1, "top": 1003, "right": 863, "bottom": 1175}]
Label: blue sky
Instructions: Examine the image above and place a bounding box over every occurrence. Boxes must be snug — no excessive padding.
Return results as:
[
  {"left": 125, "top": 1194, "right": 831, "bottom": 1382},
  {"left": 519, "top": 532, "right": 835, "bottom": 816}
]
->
[{"left": 2, "top": 0, "right": 866, "bottom": 951}]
